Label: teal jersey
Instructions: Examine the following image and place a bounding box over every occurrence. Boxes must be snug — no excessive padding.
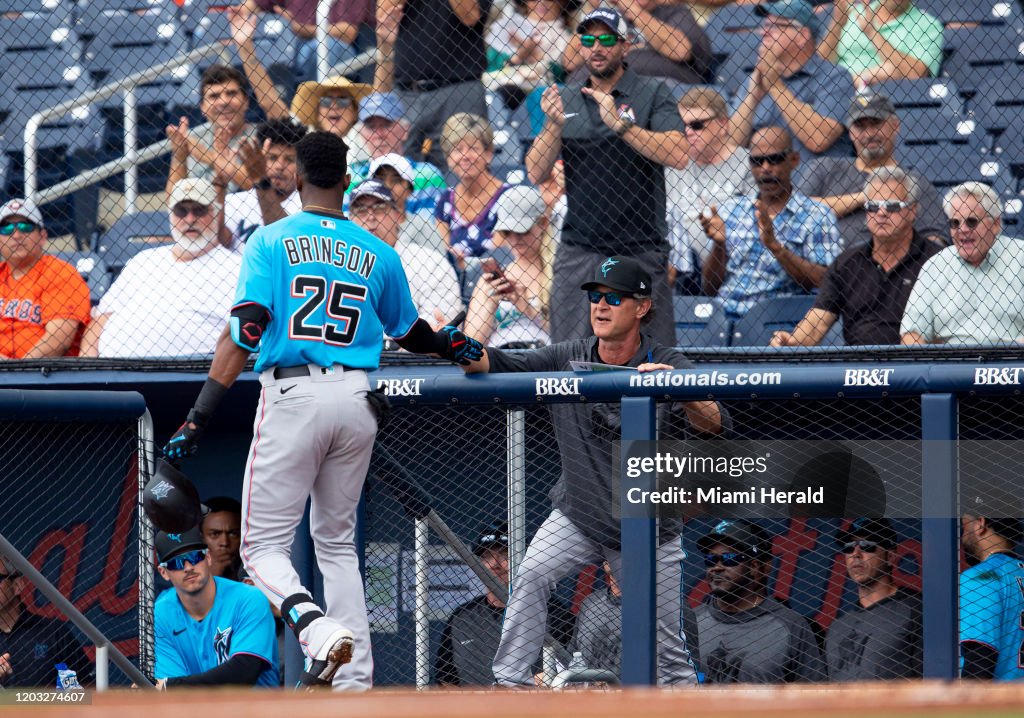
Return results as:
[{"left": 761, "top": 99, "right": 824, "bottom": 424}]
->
[
  {"left": 960, "top": 552, "right": 1024, "bottom": 681},
  {"left": 234, "top": 210, "right": 420, "bottom": 372},
  {"left": 154, "top": 577, "right": 280, "bottom": 687}
]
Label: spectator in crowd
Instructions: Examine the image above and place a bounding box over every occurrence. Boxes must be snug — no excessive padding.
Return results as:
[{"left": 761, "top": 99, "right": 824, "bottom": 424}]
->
[
  {"left": 485, "top": 0, "right": 574, "bottom": 104},
  {"left": 363, "top": 154, "right": 447, "bottom": 253},
  {"left": 291, "top": 75, "right": 373, "bottom": 140},
  {"left": 825, "top": 518, "right": 922, "bottom": 681},
  {"left": 376, "top": 0, "right": 491, "bottom": 169},
  {"left": 456, "top": 256, "right": 724, "bottom": 687},
  {"left": 771, "top": 167, "right": 941, "bottom": 346},
  {"left": 818, "top": 0, "right": 942, "bottom": 89},
  {"left": 666, "top": 88, "right": 756, "bottom": 295},
  {"left": 693, "top": 520, "right": 826, "bottom": 683},
  {"left": 466, "top": 185, "right": 552, "bottom": 348},
  {"left": 244, "top": 0, "right": 373, "bottom": 82},
  {"left": 82, "top": 179, "right": 242, "bottom": 358},
  {"left": 795, "top": 93, "right": 947, "bottom": 249},
  {"left": 435, "top": 113, "right": 512, "bottom": 264},
  {"left": 345, "top": 93, "right": 448, "bottom": 214},
  {"left": 166, "top": 65, "right": 259, "bottom": 195},
  {"left": 960, "top": 492, "right": 1024, "bottom": 680},
  {"left": 154, "top": 526, "right": 279, "bottom": 688},
  {"left": 568, "top": 560, "right": 621, "bottom": 676},
  {"left": 901, "top": 182, "right": 1024, "bottom": 345},
  {"left": 701, "top": 126, "right": 841, "bottom": 318},
  {"left": 0, "top": 556, "right": 91, "bottom": 688},
  {"left": 0, "top": 198, "right": 90, "bottom": 359},
  {"left": 224, "top": 120, "right": 308, "bottom": 249},
  {"left": 565, "top": 0, "right": 712, "bottom": 85},
  {"left": 202, "top": 497, "right": 243, "bottom": 581},
  {"left": 730, "top": 0, "right": 855, "bottom": 159},
  {"left": 529, "top": 7, "right": 688, "bottom": 345},
  {"left": 434, "top": 521, "right": 573, "bottom": 686},
  {"left": 349, "top": 180, "right": 463, "bottom": 321}
]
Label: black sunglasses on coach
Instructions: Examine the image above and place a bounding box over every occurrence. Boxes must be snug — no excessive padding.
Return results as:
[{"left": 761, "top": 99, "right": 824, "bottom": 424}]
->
[
  {"left": 587, "top": 290, "right": 637, "bottom": 306},
  {"left": 704, "top": 552, "right": 751, "bottom": 568},
  {"left": 749, "top": 151, "right": 791, "bottom": 167},
  {"left": 840, "top": 540, "right": 880, "bottom": 554}
]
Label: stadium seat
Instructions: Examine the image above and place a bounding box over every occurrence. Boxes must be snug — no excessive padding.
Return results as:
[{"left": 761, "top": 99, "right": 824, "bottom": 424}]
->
[
  {"left": 711, "top": 32, "right": 762, "bottom": 97},
  {"left": 672, "top": 295, "right": 731, "bottom": 348},
  {"left": 969, "top": 71, "right": 1024, "bottom": 137},
  {"left": 731, "top": 295, "right": 815, "bottom": 347},
  {"left": 56, "top": 251, "right": 111, "bottom": 304},
  {"left": 1002, "top": 194, "right": 1024, "bottom": 238},
  {"left": 192, "top": 9, "right": 295, "bottom": 71},
  {"left": 916, "top": 0, "right": 1024, "bottom": 28},
  {"left": 895, "top": 143, "right": 1015, "bottom": 194},
  {"left": 871, "top": 78, "right": 962, "bottom": 114},
  {"left": 941, "top": 25, "right": 1024, "bottom": 97},
  {"left": 96, "top": 210, "right": 171, "bottom": 276},
  {"left": 0, "top": 0, "right": 73, "bottom": 24},
  {"left": 705, "top": 3, "right": 762, "bottom": 58},
  {"left": 895, "top": 107, "right": 982, "bottom": 147},
  {"left": 74, "top": 0, "right": 165, "bottom": 34},
  {"left": 991, "top": 115, "right": 1024, "bottom": 178}
]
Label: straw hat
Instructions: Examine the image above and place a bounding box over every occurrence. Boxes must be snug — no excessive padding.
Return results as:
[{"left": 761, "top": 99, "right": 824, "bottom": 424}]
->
[{"left": 291, "top": 76, "right": 374, "bottom": 129}]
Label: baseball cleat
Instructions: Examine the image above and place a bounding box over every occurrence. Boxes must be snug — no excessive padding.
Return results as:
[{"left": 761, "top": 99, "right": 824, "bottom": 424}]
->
[{"left": 297, "top": 626, "right": 354, "bottom": 688}]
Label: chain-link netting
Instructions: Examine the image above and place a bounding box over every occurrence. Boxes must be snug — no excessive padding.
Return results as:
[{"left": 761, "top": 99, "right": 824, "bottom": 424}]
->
[
  {"left": 0, "top": 416, "right": 150, "bottom": 687},
  {"left": 4, "top": 0, "right": 1024, "bottom": 359}
]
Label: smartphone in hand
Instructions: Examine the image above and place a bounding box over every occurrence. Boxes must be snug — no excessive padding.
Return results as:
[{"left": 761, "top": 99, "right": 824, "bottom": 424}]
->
[{"left": 481, "top": 257, "right": 504, "bottom": 281}]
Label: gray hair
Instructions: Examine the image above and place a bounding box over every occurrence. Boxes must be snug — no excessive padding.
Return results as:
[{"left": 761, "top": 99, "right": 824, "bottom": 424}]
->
[
  {"left": 864, "top": 166, "right": 921, "bottom": 204},
  {"left": 943, "top": 181, "right": 1001, "bottom": 219}
]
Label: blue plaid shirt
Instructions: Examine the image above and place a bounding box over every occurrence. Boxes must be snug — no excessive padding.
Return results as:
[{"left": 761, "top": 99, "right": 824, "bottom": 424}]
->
[{"left": 716, "top": 192, "right": 841, "bottom": 317}]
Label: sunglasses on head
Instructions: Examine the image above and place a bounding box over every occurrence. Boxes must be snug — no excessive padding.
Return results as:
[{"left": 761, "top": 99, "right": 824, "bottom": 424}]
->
[
  {"left": 684, "top": 117, "right": 717, "bottom": 132},
  {"left": 840, "top": 540, "right": 881, "bottom": 554},
  {"left": 587, "top": 290, "right": 636, "bottom": 306},
  {"left": 0, "top": 221, "right": 37, "bottom": 235},
  {"left": 580, "top": 33, "right": 620, "bottom": 47},
  {"left": 864, "top": 200, "right": 912, "bottom": 213},
  {"left": 749, "top": 151, "right": 791, "bottom": 166},
  {"left": 319, "top": 95, "right": 354, "bottom": 109},
  {"left": 948, "top": 216, "right": 987, "bottom": 231},
  {"left": 704, "top": 552, "right": 751, "bottom": 568},
  {"left": 172, "top": 204, "right": 211, "bottom": 219},
  {"left": 160, "top": 549, "right": 207, "bottom": 571}
]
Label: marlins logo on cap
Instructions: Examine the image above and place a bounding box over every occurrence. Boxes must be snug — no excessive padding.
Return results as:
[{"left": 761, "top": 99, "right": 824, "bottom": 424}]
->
[{"left": 600, "top": 257, "right": 619, "bottom": 277}]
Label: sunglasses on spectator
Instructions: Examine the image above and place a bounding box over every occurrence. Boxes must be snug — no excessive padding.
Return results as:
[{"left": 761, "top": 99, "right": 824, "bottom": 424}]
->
[
  {"left": 840, "top": 540, "right": 881, "bottom": 554},
  {"left": 319, "top": 95, "right": 354, "bottom": 109},
  {"left": 749, "top": 151, "right": 791, "bottom": 166},
  {"left": 587, "top": 290, "right": 637, "bottom": 306},
  {"left": 350, "top": 201, "right": 393, "bottom": 218},
  {"left": 948, "top": 216, "right": 987, "bottom": 231},
  {"left": 704, "top": 552, "right": 751, "bottom": 568},
  {"left": 684, "top": 117, "right": 717, "bottom": 132},
  {"left": 0, "top": 221, "right": 37, "bottom": 235},
  {"left": 159, "top": 549, "right": 208, "bottom": 571},
  {"left": 171, "top": 204, "right": 211, "bottom": 219},
  {"left": 864, "top": 200, "right": 912, "bottom": 213},
  {"left": 580, "top": 33, "right": 620, "bottom": 47}
]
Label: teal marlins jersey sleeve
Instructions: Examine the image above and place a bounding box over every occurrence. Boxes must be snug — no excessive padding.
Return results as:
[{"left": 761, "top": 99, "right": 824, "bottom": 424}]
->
[
  {"left": 234, "top": 211, "right": 420, "bottom": 372},
  {"left": 960, "top": 553, "right": 1024, "bottom": 680}
]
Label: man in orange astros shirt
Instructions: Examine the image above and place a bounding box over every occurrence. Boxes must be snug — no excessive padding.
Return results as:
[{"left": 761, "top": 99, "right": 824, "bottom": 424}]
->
[{"left": 0, "top": 198, "right": 90, "bottom": 358}]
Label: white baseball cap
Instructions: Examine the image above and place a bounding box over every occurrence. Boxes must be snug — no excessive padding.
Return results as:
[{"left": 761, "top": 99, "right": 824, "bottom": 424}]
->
[
  {"left": 494, "top": 185, "right": 546, "bottom": 233},
  {"left": 168, "top": 177, "right": 218, "bottom": 210},
  {"left": 0, "top": 197, "right": 44, "bottom": 227},
  {"left": 369, "top": 153, "right": 415, "bottom": 185}
]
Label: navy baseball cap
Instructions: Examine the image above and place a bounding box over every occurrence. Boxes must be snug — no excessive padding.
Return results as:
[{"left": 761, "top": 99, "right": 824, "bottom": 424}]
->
[
  {"left": 349, "top": 179, "right": 395, "bottom": 205},
  {"left": 755, "top": 0, "right": 822, "bottom": 41},
  {"left": 697, "top": 520, "right": 772, "bottom": 557},
  {"left": 836, "top": 518, "right": 898, "bottom": 548},
  {"left": 472, "top": 521, "right": 509, "bottom": 556},
  {"left": 359, "top": 92, "right": 405, "bottom": 123},
  {"left": 576, "top": 7, "right": 630, "bottom": 37},
  {"left": 580, "top": 256, "right": 652, "bottom": 296},
  {"left": 155, "top": 525, "right": 207, "bottom": 564}
]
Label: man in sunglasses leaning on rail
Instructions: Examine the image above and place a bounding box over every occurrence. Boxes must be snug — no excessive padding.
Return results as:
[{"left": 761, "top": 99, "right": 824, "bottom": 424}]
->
[
  {"left": 153, "top": 526, "right": 279, "bottom": 689},
  {"left": 453, "top": 255, "right": 726, "bottom": 687}
]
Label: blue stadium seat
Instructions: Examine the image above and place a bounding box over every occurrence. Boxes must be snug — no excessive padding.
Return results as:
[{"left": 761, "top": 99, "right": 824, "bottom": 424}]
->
[
  {"left": 895, "top": 143, "right": 1015, "bottom": 194},
  {"left": 991, "top": 115, "right": 1024, "bottom": 178},
  {"left": 896, "top": 107, "right": 982, "bottom": 147},
  {"left": 192, "top": 9, "right": 295, "bottom": 70},
  {"left": 56, "top": 251, "right": 111, "bottom": 304},
  {"left": 1002, "top": 194, "right": 1024, "bottom": 238},
  {"left": 871, "top": 78, "right": 962, "bottom": 114},
  {"left": 711, "top": 32, "right": 762, "bottom": 97},
  {"left": 74, "top": 0, "right": 164, "bottom": 33},
  {"left": 969, "top": 71, "right": 1024, "bottom": 137},
  {"left": 731, "top": 295, "right": 815, "bottom": 347},
  {"left": 96, "top": 210, "right": 171, "bottom": 275},
  {"left": 672, "top": 296, "right": 731, "bottom": 348},
  {"left": 941, "top": 25, "right": 1024, "bottom": 97},
  {"left": 916, "top": 0, "right": 1024, "bottom": 28},
  {"left": 705, "top": 3, "right": 762, "bottom": 58}
]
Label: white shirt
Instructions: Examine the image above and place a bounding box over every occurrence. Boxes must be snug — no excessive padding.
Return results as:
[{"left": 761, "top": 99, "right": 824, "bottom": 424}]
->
[
  {"left": 395, "top": 239, "right": 463, "bottom": 321},
  {"left": 97, "top": 245, "right": 242, "bottom": 357},
  {"left": 224, "top": 189, "right": 302, "bottom": 249},
  {"left": 665, "top": 147, "right": 756, "bottom": 273}
]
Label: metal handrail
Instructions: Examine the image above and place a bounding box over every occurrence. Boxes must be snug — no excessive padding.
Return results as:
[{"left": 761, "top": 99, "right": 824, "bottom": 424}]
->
[{"left": 26, "top": 42, "right": 379, "bottom": 209}]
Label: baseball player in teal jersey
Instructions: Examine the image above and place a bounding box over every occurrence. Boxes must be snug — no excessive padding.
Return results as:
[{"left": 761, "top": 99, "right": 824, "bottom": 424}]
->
[
  {"left": 959, "top": 503, "right": 1024, "bottom": 680},
  {"left": 163, "top": 131, "right": 483, "bottom": 689},
  {"left": 153, "top": 527, "right": 279, "bottom": 688}
]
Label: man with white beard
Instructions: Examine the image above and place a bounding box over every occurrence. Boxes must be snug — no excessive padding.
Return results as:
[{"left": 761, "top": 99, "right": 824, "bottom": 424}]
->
[{"left": 81, "top": 178, "right": 242, "bottom": 357}]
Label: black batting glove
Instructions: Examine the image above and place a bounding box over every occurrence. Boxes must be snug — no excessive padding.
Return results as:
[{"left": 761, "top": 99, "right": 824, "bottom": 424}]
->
[
  {"left": 162, "top": 409, "right": 209, "bottom": 463},
  {"left": 439, "top": 326, "right": 484, "bottom": 366}
]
